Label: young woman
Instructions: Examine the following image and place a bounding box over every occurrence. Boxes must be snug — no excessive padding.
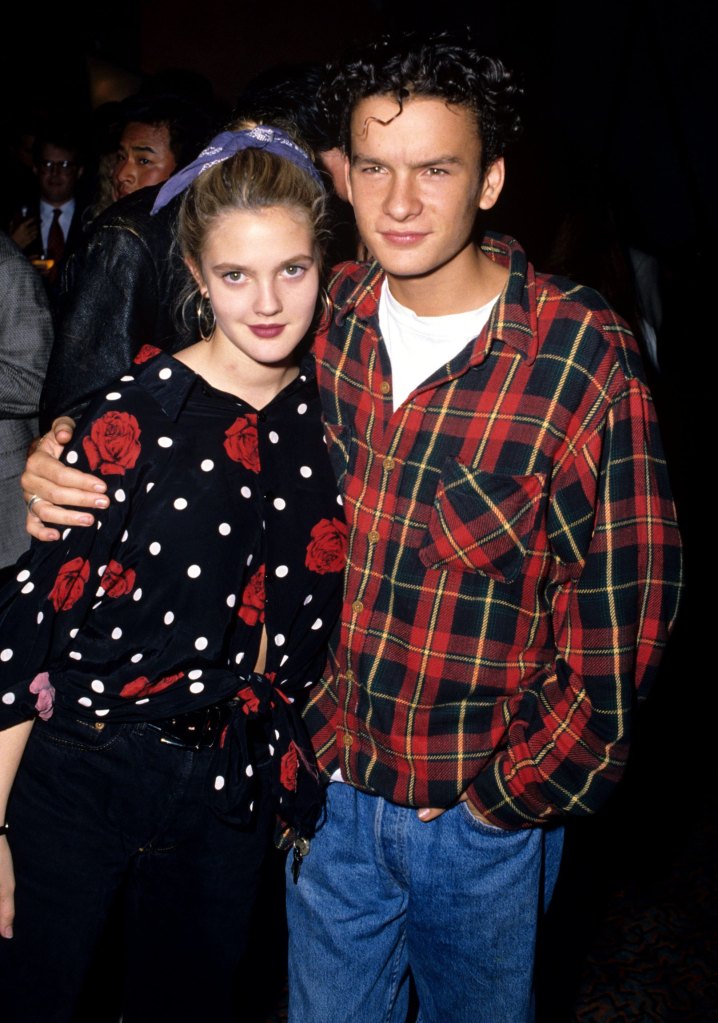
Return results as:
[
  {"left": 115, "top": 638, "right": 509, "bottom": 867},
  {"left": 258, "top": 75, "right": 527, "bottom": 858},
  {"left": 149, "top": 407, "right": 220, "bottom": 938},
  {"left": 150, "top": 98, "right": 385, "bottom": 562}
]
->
[{"left": 0, "top": 124, "right": 346, "bottom": 1022}]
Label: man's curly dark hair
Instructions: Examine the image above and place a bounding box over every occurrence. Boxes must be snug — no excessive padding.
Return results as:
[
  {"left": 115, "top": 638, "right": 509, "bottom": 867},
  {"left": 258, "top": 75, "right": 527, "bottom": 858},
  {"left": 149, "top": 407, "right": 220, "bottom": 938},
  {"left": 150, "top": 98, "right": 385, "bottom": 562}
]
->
[{"left": 321, "top": 29, "right": 523, "bottom": 175}]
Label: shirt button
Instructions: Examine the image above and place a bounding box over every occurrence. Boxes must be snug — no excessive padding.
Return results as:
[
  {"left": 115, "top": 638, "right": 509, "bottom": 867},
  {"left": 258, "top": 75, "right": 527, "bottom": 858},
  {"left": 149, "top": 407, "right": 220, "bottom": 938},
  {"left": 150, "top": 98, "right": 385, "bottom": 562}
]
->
[
  {"left": 383, "top": 456, "right": 395, "bottom": 472},
  {"left": 343, "top": 733, "right": 353, "bottom": 747},
  {"left": 380, "top": 381, "right": 391, "bottom": 395},
  {"left": 351, "top": 600, "right": 364, "bottom": 615},
  {"left": 345, "top": 669, "right": 355, "bottom": 682},
  {"left": 367, "top": 530, "right": 380, "bottom": 543}
]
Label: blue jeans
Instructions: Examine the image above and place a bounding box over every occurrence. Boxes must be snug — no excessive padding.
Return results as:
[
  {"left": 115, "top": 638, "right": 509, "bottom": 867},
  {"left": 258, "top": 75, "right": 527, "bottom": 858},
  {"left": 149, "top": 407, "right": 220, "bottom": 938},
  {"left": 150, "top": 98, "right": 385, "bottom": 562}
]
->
[
  {"left": 0, "top": 709, "right": 275, "bottom": 1023},
  {"left": 285, "top": 782, "right": 563, "bottom": 1023}
]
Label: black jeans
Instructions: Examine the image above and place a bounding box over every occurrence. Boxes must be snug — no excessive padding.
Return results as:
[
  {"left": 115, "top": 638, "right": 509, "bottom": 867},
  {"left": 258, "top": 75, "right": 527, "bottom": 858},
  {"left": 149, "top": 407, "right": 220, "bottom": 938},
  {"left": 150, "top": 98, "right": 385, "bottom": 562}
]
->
[{"left": 0, "top": 710, "right": 276, "bottom": 1022}]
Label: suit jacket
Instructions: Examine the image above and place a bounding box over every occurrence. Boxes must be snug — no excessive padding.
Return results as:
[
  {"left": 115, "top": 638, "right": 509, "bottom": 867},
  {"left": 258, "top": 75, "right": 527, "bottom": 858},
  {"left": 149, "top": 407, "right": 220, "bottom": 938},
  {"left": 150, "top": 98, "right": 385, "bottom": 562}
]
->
[
  {"left": 0, "top": 231, "right": 54, "bottom": 568},
  {"left": 17, "top": 198, "right": 86, "bottom": 260},
  {"left": 13, "top": 198, "right": 87, "bottom": 318}
]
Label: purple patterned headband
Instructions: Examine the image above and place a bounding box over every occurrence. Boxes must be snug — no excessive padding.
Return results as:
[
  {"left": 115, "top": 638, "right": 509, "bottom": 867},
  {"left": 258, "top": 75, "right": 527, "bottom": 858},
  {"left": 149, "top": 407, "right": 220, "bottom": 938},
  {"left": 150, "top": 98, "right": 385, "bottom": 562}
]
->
[{"left": 150, "top": 125, "right": 324, "bottom": 214}]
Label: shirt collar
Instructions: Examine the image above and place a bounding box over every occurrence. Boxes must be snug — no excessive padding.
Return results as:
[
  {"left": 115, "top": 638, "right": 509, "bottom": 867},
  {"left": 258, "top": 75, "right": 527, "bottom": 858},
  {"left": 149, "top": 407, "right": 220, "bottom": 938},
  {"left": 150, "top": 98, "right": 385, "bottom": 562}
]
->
[
  {"left": 40, "top": 198, "right": 75, "bottom": 218},
  {"left": 135, "top": 352, "right": 196, "bottom": 421},
  {"left": 134, "top": 350, "right": 317, "bottom": 422},
  {"left": 332, "top": 232, "right": 539, "bottom": 365}
]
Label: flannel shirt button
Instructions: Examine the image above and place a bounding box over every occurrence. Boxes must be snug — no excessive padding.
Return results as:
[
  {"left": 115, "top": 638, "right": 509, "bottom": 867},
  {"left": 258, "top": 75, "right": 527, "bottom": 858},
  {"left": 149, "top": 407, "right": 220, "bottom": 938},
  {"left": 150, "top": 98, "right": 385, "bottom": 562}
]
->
[
  {"left": 382, "top": 456, "right": 396, "bottom": 472},
  {"left": 367, "top": 530, "right": 380, "bottom": 543},
  {"left": 343, "top": 733, "right": 353, "bottom": 747},
  {"left": 351, "top": 600, "right": 364, "bottom": 615},
  {"left": 380, "top": 381, "right": 391, "bottom": 395}
]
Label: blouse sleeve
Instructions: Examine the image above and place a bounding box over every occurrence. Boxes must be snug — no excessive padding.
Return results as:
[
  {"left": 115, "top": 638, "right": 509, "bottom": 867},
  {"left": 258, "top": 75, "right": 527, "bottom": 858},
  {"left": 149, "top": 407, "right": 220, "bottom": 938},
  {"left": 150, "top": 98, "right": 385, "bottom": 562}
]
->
[{"left": 0, "top": 384, "right": 158, "bottom": 728}]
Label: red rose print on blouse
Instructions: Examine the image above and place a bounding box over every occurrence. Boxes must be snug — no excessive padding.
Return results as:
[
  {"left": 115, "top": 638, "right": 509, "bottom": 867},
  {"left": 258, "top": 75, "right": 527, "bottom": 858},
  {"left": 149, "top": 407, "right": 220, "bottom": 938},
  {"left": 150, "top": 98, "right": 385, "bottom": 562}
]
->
[
  {"left": 305, "top": 517, "right": 348, "bottom": 574},
  {"left": 238, "top": 565, "right": 266, "bottom": 626},
  {"left": 133, "top": 344, "right": 162, "bottom": 364},
  {"left": 280, "top": 740, "right": 299, "bottom": 792},
  {"left": 224, "top": 414, "right": 260, "bottom": 472},
  {"left": 237, "top": 685, "right": 261, "bottom": 715},
  {"left": 100, "top": 560, "right": 136, "bottom": 598},
  {"left": 120, "top": 672, "right": 185, "bottom": 699},
  {"left": 48, "top": 556, "right": 90, "bottom": 612},
  {"left": 83, "top": 411, "right": 142, "bottom": 476}
]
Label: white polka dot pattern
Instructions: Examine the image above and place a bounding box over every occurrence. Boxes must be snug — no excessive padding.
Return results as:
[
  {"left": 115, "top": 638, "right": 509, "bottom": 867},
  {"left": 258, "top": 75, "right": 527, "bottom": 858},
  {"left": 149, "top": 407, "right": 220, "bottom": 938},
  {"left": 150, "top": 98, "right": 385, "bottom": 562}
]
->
[{"left": 0, "top": 352, "right": 342, "bottom": 753}]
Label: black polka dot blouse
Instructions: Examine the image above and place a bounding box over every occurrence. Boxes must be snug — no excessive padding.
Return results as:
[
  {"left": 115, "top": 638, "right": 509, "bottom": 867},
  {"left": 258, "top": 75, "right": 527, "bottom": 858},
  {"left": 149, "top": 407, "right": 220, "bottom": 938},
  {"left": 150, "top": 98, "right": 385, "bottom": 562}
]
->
[{"left": 0, "top": 350, "right": 346, "bottom": 729}]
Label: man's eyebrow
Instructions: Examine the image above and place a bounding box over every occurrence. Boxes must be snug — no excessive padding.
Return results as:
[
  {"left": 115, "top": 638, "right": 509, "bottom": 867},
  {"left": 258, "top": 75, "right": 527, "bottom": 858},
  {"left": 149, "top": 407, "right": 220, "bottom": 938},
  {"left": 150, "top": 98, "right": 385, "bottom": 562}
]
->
[
  {"left": 129, "top": 144, "right": 158, "bottom": 154},
  {"left": 351, "top": 153, "right": 463, "bottom": 168}
]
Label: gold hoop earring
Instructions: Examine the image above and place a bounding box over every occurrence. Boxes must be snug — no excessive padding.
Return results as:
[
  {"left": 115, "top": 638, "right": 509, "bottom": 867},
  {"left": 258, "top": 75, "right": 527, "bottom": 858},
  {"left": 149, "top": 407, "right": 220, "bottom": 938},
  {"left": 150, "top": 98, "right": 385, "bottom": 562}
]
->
[
  {"left": 317, "top": 286, "right": 332, "bottom": 327},
  {"left": 197, "top": 293, "right": 215, "bottom": 342}
]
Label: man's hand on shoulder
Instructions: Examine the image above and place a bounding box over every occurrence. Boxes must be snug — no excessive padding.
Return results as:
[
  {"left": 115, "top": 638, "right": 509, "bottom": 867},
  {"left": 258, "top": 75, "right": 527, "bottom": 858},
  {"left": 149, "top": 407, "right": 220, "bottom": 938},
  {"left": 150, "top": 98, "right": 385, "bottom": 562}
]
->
[{"left": 21, "top": 417, "right": 109, "bottom": 541}]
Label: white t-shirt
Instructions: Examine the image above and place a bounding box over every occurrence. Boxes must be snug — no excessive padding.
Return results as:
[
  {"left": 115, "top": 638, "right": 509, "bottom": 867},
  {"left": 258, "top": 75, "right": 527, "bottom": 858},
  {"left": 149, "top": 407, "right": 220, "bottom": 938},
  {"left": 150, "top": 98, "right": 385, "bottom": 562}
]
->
[{"left": 378, "top": 280, "right": 500, "bottom": 411}]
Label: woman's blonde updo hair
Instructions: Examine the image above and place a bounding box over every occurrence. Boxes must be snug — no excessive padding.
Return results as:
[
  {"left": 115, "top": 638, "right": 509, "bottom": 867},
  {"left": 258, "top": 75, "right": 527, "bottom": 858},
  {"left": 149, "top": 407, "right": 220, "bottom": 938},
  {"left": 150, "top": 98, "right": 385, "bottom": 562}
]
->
[{"left": 177, "top": 119, "right": 327, "bottom": 324}]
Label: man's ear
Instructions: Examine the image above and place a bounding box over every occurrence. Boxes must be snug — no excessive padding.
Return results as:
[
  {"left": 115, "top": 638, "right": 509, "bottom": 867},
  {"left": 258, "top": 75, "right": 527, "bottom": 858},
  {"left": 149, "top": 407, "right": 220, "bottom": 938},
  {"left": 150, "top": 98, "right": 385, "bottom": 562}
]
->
[
  {"left": 478, "top": 157, "right": 505, "bottom": 211},
  {"left": 344, "top": 155, "right": 353, "bottom": 208}
]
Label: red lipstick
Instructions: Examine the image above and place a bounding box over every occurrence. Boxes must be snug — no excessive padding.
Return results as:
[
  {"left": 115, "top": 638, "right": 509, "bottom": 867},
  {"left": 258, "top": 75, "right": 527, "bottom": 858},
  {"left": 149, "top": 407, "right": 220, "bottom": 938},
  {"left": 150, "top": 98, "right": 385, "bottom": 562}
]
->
[{"left": 249, "top": 324, "right": 285, "bottom": 338}]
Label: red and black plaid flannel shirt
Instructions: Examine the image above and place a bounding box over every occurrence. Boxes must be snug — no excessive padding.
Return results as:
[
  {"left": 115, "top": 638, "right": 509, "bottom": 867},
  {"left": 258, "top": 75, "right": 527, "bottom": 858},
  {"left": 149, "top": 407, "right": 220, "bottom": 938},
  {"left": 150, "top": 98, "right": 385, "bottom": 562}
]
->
[{"left": 305, "top": 233, "right": 683, "bottom": 828}]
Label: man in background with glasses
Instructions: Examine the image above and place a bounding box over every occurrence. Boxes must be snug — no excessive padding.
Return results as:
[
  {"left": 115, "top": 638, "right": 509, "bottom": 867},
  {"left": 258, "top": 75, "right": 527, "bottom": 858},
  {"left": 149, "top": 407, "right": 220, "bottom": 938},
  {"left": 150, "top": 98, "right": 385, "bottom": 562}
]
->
[{"left": 8, "top": 126, "right": 86, "bottom": 310}]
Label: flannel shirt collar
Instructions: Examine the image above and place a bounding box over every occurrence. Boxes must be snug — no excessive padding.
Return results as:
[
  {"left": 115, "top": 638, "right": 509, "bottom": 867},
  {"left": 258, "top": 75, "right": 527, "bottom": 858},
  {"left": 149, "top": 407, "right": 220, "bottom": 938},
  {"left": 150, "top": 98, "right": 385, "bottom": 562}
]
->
[{"left": 332, "top": 232, "right": 540, "bottom": 366}]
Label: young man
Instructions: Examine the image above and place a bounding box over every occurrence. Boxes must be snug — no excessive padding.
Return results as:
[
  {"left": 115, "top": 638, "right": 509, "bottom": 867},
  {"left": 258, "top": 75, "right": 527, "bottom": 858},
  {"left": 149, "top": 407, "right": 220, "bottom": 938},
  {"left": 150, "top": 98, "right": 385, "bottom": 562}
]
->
[
  {"left": 17, "top": 31, "right": 682, "bottom": 1023},
  {"left": 281, "top": 31, "right": 682, "bottom": 1023}
]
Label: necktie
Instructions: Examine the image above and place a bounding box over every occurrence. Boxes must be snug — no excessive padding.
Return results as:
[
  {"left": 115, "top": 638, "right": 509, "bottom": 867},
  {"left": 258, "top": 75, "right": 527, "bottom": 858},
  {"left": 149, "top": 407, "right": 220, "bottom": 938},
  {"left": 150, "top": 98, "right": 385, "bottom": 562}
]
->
[
  {"left": 46, "top": 207, "right": 65, "bottom": 263},
  {"left": 46, "top": 207, "right": 65, "bottom": 286}
]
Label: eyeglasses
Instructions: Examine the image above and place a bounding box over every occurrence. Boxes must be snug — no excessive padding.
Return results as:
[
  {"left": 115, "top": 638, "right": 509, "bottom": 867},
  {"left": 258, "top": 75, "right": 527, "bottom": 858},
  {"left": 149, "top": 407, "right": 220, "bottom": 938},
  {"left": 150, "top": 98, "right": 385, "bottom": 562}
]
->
[{"left": 37, "top": 159, "right": 76, "bottom": 172}]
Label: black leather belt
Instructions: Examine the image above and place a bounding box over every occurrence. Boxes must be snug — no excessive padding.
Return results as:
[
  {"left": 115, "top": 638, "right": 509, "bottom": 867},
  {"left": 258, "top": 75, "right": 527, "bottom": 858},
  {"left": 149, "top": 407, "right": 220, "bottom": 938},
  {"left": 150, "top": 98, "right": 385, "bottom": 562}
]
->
[{"left": 146, "top": 702, "right": 231, "bottom": 750}]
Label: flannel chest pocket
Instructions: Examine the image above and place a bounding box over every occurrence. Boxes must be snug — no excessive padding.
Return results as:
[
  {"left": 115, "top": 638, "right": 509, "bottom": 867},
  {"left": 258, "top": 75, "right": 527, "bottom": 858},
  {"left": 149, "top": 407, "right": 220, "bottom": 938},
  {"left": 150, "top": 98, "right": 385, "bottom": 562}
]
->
[{"left": 419, "top": 463, "right": 545, "bottom": 582}]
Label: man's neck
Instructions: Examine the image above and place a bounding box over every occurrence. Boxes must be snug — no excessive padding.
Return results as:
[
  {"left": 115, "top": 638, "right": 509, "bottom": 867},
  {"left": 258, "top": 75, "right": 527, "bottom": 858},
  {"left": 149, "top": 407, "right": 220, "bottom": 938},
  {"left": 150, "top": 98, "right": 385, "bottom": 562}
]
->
[{"left": 385, "top": 243, "right": 507, "bottom": 317}]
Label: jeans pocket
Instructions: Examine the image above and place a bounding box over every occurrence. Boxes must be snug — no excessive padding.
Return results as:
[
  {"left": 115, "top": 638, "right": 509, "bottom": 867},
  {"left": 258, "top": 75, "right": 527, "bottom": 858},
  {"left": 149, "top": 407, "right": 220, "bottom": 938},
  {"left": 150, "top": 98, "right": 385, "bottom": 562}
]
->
[
  {"left": 457, "top": 799, "right": 509, "bottom": 835},
  {"left": 34, "top": 710, "right": 128, "bottom": 754}
]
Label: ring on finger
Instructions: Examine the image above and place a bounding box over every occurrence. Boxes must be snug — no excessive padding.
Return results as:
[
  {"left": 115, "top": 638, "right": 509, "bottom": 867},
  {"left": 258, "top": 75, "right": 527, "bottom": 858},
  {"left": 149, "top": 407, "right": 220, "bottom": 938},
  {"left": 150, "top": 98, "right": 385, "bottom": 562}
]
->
[{"left": 27, "top": 494, "right": 43, "bottom": 516}]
